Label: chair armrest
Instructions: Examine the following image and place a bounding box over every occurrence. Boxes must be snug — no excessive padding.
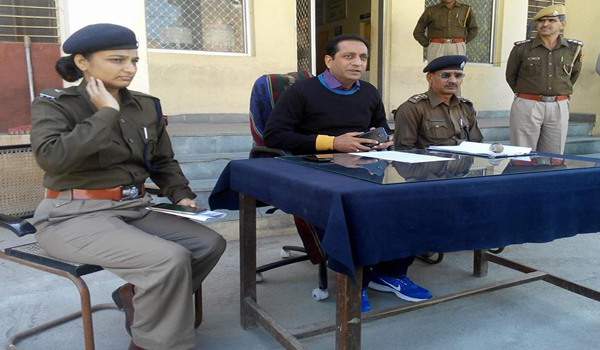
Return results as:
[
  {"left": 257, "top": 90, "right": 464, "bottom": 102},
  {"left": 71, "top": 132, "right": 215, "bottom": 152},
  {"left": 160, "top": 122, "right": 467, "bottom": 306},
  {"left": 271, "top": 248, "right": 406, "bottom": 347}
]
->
[
  {"left": 0, "top": 213, "right": 37, "bottom": 237},
  {"left": 249, "top": 146, "right": 292, "bottom": 158}
]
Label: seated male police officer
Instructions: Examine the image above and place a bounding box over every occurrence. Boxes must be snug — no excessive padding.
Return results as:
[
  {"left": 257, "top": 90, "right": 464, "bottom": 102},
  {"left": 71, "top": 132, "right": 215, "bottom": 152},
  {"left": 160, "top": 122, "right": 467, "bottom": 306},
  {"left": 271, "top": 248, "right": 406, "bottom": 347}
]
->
[
  {"left": 30, "top": 24, "right": 226, "bottom": 350},
  {"left": 394, "top": 55, "right": 483, "bottom": 150},
  {"left": 264, "top": 34, "right": 432, "bottom": 312}
]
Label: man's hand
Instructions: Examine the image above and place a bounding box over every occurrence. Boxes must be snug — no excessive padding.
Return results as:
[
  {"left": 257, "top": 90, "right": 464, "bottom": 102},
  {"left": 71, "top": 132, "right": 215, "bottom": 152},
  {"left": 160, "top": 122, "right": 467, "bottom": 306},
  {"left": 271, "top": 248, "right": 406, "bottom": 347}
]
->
[
  {"left": 177, "top": 198, "right": 197, "bottom": 208},
  {"left": 333, "top": 132, "right": 376, "bottom": 153},
  {"left": 86, "top": 77, "right": 120, "bottom": 111},
  {"left": 373, "top": 134, "right": 394, "bottom": 150}
]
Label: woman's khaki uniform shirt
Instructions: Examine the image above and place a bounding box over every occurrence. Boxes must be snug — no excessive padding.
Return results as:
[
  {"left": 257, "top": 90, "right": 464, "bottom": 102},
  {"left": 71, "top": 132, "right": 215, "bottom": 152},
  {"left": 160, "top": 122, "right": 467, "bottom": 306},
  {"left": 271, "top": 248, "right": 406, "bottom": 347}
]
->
[{"left": 30, "top": 81, "right": 194, "bottom": 204}]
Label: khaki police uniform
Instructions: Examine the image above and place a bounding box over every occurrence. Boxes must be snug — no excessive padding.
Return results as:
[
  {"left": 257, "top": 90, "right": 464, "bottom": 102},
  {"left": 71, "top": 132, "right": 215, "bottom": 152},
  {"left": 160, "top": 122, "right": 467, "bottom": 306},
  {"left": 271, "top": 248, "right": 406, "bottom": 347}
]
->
[
  {"left": 394, "top": 88, "right": 483, "bottom": 150},
  {"left": 30, "top": 82, "right": 226, "bottom": 350},
  {"left": 413, "top": 1, "right": 478, "bottom": 61},
  {"left": 506, "top": 35, "right": 583, "bottom": 154}
]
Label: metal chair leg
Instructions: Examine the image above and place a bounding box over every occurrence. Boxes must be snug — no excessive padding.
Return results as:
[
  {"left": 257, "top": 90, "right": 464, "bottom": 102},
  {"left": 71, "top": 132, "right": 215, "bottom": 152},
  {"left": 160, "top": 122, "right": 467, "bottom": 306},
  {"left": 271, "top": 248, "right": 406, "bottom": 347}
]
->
[
  {"left": 4, "top": 273, "right": 119, "bottom": 350},
  {"left": 417, "top": 252, "right": 445, "bottom": 264},
  {"left": 194, "top": 285, "right": 203, "bottom": 329}
]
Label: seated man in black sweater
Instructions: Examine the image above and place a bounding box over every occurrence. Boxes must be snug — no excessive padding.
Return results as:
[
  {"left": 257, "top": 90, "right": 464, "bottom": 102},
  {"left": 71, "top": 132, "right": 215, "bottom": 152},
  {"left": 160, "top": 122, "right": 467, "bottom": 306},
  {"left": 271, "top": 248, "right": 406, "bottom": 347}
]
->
[{"left": 264, "top": 34, "right": 432, "bottom": 312}]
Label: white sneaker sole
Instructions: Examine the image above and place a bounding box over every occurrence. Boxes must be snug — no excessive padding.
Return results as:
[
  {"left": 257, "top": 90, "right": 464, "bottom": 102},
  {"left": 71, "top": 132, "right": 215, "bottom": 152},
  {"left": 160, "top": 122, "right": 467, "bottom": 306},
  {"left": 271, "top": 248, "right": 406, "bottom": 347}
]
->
[{"left": 368, "top": 281, "right": 430, "bottom": 302}]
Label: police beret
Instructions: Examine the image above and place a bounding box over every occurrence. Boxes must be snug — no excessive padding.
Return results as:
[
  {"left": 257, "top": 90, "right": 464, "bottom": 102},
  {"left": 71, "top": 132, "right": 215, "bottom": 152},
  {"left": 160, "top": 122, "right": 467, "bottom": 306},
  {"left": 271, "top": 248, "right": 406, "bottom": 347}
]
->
[
  {"left": 532, "top": 4, "right": 565, "bottom": 21},
  {"left": 423, "top": 55, "right": 468, "bottom": 73},
  {"left": 63, "top": 23, "right": 138, "bottom": 54}
]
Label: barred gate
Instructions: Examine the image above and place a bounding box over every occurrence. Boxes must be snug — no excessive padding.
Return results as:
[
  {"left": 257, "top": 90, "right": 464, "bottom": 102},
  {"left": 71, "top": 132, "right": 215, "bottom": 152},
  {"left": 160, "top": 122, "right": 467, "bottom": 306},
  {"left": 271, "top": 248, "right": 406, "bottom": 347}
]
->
[{"left": 296, "top": 0, "right": 312, "bottom": 72}]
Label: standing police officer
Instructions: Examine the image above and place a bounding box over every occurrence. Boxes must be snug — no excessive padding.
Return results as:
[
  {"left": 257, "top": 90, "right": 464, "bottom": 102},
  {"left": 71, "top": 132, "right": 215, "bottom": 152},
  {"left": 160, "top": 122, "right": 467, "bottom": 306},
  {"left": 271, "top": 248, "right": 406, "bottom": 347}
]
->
[
  {"left": 506, "top": 5, "right": 583, "bottom": 154},
  {"left": 413, "top": 0, "right": 478, "bottom": 62},
  {"left": 394, "top": 55, "right": 483, "bottom": 150}
]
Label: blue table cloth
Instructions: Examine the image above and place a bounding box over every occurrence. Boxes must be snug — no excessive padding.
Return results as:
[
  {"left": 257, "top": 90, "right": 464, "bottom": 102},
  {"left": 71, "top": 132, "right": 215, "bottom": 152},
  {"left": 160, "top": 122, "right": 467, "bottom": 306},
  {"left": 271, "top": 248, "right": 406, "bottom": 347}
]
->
[{"left": 209, "top": 157, "right": 600, "bottom": 281}]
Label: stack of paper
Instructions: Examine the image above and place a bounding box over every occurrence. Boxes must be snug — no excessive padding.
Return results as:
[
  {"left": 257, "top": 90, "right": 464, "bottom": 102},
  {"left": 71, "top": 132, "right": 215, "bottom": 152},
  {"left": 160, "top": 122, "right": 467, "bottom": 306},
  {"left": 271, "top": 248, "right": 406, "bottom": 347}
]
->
[
  {"left": 428, "top": 142, "right": 532, "bottom": 158},
  {"left": 147, "top": 206, "right": 226, "bottom": 222}
]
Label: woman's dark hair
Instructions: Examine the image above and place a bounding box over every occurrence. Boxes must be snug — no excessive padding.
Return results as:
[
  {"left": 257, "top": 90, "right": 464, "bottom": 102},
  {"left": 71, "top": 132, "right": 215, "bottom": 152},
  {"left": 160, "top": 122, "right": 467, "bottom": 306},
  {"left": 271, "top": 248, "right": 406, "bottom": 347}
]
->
[
  {"left": 55, "top": 53, "right": 91, "bottom": 82},
  {"left": 325, "top": 34, "right": 371, "bottom": 57}
]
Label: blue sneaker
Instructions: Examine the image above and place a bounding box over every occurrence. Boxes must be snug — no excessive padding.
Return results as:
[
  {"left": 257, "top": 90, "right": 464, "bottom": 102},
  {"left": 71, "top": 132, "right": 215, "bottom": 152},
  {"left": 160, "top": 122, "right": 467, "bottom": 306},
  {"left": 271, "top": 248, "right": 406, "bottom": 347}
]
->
[
  {"left": 361, "top": 289, "right": 372, "bottom": 312},
  {"left": 368, "top": 273, "right": 432, "bottom": 302}
]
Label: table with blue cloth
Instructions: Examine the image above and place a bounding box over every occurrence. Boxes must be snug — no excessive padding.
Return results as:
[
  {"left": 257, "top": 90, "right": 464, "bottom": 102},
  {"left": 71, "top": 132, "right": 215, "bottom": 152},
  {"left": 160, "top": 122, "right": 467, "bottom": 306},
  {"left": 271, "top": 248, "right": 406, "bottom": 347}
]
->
[{"left": 209, "top": 151, "right": 600, "bottom": 350}]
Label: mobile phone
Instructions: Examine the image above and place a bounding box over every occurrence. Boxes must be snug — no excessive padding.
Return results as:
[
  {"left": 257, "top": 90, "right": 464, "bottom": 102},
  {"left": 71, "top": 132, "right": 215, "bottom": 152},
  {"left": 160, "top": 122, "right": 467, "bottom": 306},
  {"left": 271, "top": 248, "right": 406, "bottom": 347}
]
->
[
  {"left": 150, "top": 203, "right": 207, "bottom": 214},
  {"left": 302, "top": 155, "right": 333, "bottom": 163},
  {"left": 357, "top": 127, "right": 389, "bottom": 147}
]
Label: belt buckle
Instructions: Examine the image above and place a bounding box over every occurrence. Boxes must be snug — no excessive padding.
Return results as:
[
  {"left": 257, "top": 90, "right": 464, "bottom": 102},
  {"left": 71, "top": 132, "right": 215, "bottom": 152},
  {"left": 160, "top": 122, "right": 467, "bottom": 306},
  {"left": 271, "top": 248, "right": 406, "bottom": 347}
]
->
[
  {"left": 444, "top": 38, "right": 452, "bottom": 43},
  {"left": 121, "top": 186, "right": 140, "bottom": 200},
  {"left": 541, "top": 95, "right": 556, "bottom": 102}
]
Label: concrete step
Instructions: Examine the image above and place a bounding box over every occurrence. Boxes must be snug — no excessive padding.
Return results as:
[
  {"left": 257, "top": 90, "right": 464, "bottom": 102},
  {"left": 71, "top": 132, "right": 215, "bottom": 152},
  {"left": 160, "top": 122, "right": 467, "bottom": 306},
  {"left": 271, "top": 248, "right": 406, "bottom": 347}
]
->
[
  {"left": 178, "top": 152, "right": 248, "bottom": 181},
  {"left": 170, "top": 134, "right": 252, "bottom": 157},
  {"left": 479, "top": 120, "right": 591, "bottom": 142}
]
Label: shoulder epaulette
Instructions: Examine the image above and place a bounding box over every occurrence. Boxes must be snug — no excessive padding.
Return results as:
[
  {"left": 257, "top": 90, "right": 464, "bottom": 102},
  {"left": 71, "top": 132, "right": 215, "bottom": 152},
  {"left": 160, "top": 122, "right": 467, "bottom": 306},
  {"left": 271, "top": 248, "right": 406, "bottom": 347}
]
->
[
  {"left": 130, "top": 90, "right": 159, "bottom": 100},
  {"left": 408, "top": 93, "right": 429, "bottom": 104},
  {"left": 458, "top": 96, "right": 474, "bottom": 105},
  {"left": 566, "top": 39, "right": 584, "bottom": 47},
  {"left": 514, "top": 39, "right": 531, "bottom": 46},
  {"left": 38, "top": 88, "right": 75, "bottom": 102}
]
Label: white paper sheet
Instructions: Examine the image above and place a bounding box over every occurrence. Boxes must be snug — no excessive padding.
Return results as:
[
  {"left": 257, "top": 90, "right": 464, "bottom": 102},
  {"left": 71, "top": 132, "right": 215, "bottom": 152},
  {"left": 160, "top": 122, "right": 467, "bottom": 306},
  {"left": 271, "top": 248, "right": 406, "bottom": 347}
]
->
[
  {"left": 428, "top": 142, "right": 532, "bottom": 158},
  {"left": 147, "top": 207, "right": 227, "bottom": 222},
  {"left": 349, "top": 151, "right": 453, "bottom": 163}
]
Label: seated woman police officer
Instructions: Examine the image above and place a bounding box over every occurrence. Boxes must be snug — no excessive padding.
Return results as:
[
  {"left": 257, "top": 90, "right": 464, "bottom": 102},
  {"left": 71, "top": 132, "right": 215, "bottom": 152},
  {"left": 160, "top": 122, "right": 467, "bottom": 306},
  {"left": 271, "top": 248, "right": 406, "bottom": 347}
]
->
[{"left": 30, "top": 23, "right": 226, "bottom": 350}]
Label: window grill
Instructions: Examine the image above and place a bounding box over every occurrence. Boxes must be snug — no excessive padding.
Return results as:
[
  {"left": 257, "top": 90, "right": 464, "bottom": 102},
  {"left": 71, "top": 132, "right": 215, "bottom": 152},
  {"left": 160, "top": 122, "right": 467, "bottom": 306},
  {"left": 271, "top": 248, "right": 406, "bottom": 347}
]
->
[
  {"left": 296, "top": 0, "right": 312, "bottom": 72},
  {"left": 423, "top": 0, "right": 496, "bottom": 64},
  {"left": 145, "top": 0, "right": 247, "bottom": 53},
  {"left": 0, "top": 0, "right": 58, "bottom": 43}
]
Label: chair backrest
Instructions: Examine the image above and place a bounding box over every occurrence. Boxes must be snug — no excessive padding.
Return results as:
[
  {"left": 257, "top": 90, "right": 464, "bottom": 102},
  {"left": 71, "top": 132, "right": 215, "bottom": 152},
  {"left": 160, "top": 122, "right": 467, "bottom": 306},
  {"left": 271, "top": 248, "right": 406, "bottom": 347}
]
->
[
  {"left": 249, "top": 70, "right": 313, "bottom": 146},
  {"left": 0, "top": 144, "right": 45, "bottom": 218}
]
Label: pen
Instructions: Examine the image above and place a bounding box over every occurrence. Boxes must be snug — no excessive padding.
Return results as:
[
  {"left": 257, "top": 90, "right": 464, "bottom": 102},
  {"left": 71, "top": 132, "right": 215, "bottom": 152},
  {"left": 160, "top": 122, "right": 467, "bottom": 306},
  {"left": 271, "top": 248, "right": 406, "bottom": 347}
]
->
[
  {"left": 560, "top": 56, "right": 564, "bottom": 62},
  {"left": 142, "top": 126, "right": 148, "bottom": 140}
]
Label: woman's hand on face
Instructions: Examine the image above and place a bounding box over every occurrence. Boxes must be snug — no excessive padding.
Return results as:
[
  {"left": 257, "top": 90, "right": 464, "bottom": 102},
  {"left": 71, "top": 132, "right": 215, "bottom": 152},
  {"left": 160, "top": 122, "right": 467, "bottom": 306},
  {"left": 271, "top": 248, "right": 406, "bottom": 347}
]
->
[{"left": 86, "top": 77, "right": 120, "bottom": 111}]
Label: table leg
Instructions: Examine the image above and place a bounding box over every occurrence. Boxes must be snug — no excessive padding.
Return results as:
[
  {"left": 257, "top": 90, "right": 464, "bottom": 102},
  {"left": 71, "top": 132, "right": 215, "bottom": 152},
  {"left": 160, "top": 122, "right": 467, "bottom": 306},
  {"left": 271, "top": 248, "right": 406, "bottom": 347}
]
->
[
  {"left": 335, "top": 267, "right": 362, "bottom": 350},
  {"left": 240, "top": 193, "right": 257, "bottom": 329},
  {"left": 473, "top": 250, "right": 488, "bottom": 277}
]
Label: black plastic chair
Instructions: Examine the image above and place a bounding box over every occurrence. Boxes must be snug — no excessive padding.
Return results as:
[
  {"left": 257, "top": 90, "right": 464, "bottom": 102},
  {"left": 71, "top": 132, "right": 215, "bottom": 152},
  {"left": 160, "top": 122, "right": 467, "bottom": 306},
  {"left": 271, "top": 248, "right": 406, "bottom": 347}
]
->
[{"left": 248, "top": 72, "right": 329, "bottom": 301}]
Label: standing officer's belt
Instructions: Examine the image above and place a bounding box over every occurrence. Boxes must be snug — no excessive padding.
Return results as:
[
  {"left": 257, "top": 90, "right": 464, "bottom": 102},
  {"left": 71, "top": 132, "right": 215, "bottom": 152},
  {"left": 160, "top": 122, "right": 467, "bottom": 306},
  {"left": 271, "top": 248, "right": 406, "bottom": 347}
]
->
[
  {"left": 430, "top": 38, "right": 465, "bottom": 44},
  {"left": 46, "top": 185, "right": 146, "bottom": 201},
  {"left": 517, "top": 93, "right": 569, "bottom": 102}
]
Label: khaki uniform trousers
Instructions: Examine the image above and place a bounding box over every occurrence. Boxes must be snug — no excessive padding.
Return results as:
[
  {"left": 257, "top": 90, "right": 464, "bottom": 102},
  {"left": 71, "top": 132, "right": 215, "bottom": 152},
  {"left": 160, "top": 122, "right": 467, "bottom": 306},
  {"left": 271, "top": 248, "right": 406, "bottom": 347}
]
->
[
  {"left": 426, "top": 41, "right": 467, "bottom": 62},
  {"left": 509, "top": 97, "right": 570, "bottom": 154},
  {"left": 33, "top": 193, "right": 226, "bottom": 350}
]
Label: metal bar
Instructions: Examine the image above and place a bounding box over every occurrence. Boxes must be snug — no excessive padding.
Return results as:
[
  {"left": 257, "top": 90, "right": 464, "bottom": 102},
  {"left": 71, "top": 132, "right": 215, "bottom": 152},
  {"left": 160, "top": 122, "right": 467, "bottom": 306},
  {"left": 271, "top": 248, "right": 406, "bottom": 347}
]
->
[
  {"left": 483, "top": 252, "right": 538, "bottom": 274},
  {"left": 377, "top": 0, "right": 384, "bottom": 95},
  {"left": 194, "top": 285, "right": 203, "bottom": 329},
  {"left": 473, "top": 249, "right": 488, "bottom": 277},
  {"left": 245, "top": 298, "right": 308, "bottom": 350},
  {"left": 0, "top": 25, "right": 58, "bottom": 29},
  {"left": 239, "top": 193, "right": 258, "bottom": 329},
  {"left": 0, "top": 5, "right": 58, "bottom": 10},
  {"left": 0, "top": 34, "right": 59, "bottom": 38},
  {"left": 24, "top": 36, "right": 35, "bottom": 102},
  {"left": 335, "top": 268, "right": 362, "bottom": 350},
  {"left": 0, "top": 14, "right": 57, "bottom": 20},
  {"left": 68, "top": 275, "right": 95, "bottom": 350},
  {"left": 543, "top": 275, "right": 600, "bottom": 302},
  {"left": 5, "top": 303, "right": 118, "bottom": 350},
  {"left": 293, "top": 271, "right": 547, "bottom": 339}
]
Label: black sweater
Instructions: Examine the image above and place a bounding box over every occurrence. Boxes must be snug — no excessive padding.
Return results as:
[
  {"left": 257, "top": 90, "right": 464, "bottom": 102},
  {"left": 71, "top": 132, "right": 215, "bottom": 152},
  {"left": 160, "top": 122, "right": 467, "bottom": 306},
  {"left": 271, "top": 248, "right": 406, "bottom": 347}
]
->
[{"left": 263, "top": 77, "right": 389, "bottom": 155}]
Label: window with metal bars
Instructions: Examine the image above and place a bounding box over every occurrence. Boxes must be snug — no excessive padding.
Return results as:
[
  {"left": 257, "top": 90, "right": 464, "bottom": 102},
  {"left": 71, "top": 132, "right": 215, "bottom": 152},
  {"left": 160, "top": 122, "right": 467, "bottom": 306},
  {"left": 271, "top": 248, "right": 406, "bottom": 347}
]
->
[
  {"left": 527, "top": 0, "right": 566, "bottom": 38},
  {"left": 145, "top": 0, "right": 247, "bottom": 53},
  {"left": 423, "top": 0, "right": 496, "bottom": 64},
  {"left": 0, "top": 0, "right": 58, "bottom": 43}
]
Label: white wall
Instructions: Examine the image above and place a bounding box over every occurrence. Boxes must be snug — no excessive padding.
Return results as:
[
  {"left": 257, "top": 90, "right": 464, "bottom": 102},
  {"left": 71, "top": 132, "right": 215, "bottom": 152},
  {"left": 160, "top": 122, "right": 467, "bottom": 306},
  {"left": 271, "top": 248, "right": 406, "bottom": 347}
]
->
[{"left": 56, "top": 0, "right": 150, "bottom": 93}]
